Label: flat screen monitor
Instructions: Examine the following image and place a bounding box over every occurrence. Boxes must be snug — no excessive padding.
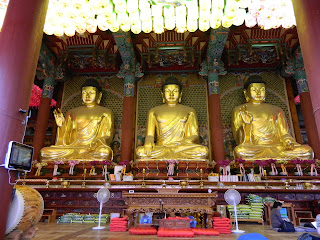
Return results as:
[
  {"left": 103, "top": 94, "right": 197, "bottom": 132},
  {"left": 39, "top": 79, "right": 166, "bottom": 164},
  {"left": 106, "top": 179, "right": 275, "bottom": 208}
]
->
[
  {"left": 4, "top": 141, "right": 33, "bottom": 172},
  {"left": 280, "top": 208, "right": 288, "bottom": 218}
]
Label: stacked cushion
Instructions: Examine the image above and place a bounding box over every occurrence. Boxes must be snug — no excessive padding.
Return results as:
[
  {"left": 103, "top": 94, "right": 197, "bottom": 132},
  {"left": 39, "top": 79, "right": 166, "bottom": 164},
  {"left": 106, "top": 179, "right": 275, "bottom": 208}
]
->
[
  {"left": 157, "top": 228, "right": 194, "bottom": 237},
  {"left": 212, "top": 217, "right": 231, "bottom": 234},
  {"left": 192, "top": 228, "right": 220, "bottom": 236},
  {"left": 246, "top": 194, "right": 264, "bottom": 220},
  {"left": 109, "top": 216, "right": 128, "bottom": 232},
  {"left": 129, "top": 227, "right": 157, "bottom": 235}
]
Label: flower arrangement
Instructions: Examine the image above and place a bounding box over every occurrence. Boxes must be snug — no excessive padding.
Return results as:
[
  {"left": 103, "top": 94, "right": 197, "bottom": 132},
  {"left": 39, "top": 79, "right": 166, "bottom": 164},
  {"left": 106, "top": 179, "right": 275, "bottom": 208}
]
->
[
  {"left": 119, "top": 160, "right": 132, "bottom": 175},
  {"left": 119, "top": 160, "right": 131, "bottom": 166},
  {"left": 34, "top": 161, "right": 48, "bottom": 176},
  {"left": 277, "top": 160, "right": 288, "bottom": 175},
  {"left": 102, "top": 159, "right": 113, "bottom": 176},
  {"left": 234, "top": 158, "right": 246, "bottom": 175},
  {"left": 267, "top": 159, "right": 278, "bottom": 175},
  {"left": 253, "top": 160, "right": 268, "bottom": 176},
  {"left": 53, "top": 160, "right": 64, "bottom": 176},
  {"left": 290, "top": 159, "right": 304, "bottom": 176},
  {"left": 89, "top": 161, "right": 100, "bottom": 176},
  {"left": 166, "top": 159, "right": 178, "bottom": 176},
  {"left": 304, "top": 159, "right": 318, "bottom": 176},
  {"left": 216, "top": 160, "right": 232, "bottom": 175},
  {"left": 68, "top": 160, "right": 80, "bottom": 175}
]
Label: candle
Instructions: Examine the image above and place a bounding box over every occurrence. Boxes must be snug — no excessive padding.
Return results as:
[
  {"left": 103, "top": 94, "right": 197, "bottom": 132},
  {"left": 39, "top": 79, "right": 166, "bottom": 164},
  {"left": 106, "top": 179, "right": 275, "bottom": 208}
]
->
[
  {"left": 143, "top": 168, "right": 145, "bottom": 173},
  {"left": 200, "top": 169, "right": 203, "bottom": 174}
]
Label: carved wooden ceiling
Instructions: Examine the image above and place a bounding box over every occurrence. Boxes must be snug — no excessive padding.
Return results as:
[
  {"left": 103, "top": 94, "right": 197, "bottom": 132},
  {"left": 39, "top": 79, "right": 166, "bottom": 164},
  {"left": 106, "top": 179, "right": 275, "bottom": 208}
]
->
[{"left": 43, "top": 25, "right": 299, "bottom": 74}]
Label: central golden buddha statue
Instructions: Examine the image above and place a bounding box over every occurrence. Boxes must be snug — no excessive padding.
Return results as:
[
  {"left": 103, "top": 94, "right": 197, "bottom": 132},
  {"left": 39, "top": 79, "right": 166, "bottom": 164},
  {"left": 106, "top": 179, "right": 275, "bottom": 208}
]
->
[
  {"left": 232, "top": 75, "right": 313, "bottom": 160},
  {"left": 41, "top": 78, "right": 114, "bottom": 162},
  {"left": 136, "top": 76, "right": 208, "bottom": 160}
]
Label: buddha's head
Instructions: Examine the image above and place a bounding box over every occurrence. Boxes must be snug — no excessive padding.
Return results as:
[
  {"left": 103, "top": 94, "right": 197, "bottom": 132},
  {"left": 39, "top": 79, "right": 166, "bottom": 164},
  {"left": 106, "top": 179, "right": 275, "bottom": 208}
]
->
[
  {"left": 243, "top": 75, "right": 266, "bottom": 103},
  {"left": 81, "top": 78, "right": 103, "bottom": 106},
  {"left": 161, "top": 76, "right": 182, "bottom": 105}
]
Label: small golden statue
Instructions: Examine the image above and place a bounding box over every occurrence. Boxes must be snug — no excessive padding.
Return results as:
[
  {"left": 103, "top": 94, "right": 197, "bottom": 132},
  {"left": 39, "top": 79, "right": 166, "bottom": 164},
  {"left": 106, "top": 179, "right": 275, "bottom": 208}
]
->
[
  {"left": 41, "top": 78, "right": 114, "bottom": 162},
  {"left": 232, "top": 75, "right": 313, "bottom": 160},
  {"left": 136, "top": 76, "right": 208, "bottom": 160}
]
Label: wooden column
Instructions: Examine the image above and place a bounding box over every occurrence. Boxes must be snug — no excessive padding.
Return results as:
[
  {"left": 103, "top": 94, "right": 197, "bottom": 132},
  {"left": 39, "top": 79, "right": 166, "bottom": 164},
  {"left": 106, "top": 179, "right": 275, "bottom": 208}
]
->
[
  {"left": 208, "top": 94, "right": 225, "bottom": 162},
  {"left": 207, "top": 73, "right": 225, "bottom": 166},
  {"left": 33, "top": 77, "right": 55, "bottom": 161},
  {"left": 285, "top": 78, "right": 303, "bottom": 144},
  {"left": 120, "top": 75, "right": 136, "bottom": 162},
  {"left": 300, "top": 92, "right": 320, "bottom": 158},
  {"left": 0, "top": 0, "right": 49, "bottom": 237},
  {"left": 292, "top": 0, "right": 320, "bottom": 145}
]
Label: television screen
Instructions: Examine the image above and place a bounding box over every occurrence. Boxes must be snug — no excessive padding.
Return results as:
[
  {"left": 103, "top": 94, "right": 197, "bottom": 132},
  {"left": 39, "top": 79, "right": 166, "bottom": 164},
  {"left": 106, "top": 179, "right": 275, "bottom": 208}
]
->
[
  {"left": 5, "top": 141, "right": 33, "bottom": 172},
  {"left": 280, "top": 208, "right": 288, "bottom": 218}
]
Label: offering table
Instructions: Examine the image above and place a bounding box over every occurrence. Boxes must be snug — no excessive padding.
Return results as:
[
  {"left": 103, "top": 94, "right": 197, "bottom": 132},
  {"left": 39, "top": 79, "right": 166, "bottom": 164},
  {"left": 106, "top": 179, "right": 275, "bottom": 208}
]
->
[{"left": 122, "top": 189, "right": 217, "bottom": 228}]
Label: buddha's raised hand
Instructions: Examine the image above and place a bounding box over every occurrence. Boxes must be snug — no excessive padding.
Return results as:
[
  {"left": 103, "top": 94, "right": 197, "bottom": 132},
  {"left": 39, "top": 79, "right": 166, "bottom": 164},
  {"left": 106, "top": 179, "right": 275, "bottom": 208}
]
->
[{"left": 53, "top": 108, "right": 65, "bottom": 127}]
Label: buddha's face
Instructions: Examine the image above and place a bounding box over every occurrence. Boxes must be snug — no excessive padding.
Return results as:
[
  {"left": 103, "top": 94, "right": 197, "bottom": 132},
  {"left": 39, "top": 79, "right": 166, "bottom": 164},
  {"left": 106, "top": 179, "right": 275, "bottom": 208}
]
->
[
  {"left": 162, "top": 84, "right": 181, "bottom": 105},
  {"left": 82, "top": 86, "right": 101, "bottom": 106},
  {"left": 244, "top": 83, "right": 266, "bottom": 103}
]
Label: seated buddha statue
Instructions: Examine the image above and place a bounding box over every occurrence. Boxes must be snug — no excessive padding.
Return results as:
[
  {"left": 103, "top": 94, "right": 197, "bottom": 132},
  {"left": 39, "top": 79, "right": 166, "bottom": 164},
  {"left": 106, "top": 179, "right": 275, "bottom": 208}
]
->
[
  {"left": 136, "top": 76, "right": 208, "bottom": 160},
  {"left": 232, "top": 75, "right": 313, "bottom": 160},
  {"left": 41, "top": 78, "right": 114, "bottom": 162}
]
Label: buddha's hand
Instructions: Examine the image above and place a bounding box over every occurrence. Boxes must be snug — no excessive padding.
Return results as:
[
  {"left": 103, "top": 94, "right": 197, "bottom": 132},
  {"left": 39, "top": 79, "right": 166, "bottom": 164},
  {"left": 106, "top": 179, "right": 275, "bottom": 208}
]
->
[
  {"left": 53, "top": 108, "right": 65, "bottom": 127},
  {"left": 283, "top": 138, "right": 294, "bottom": 150},
  {"left": 144, "top": 136, "right": 155, "bottom": 156},
  {"left": 89, "top": 139, "right": 100, "bottom": 151},
  {"left": 239, "top": 106, "right": 253, "bottom": 124}
]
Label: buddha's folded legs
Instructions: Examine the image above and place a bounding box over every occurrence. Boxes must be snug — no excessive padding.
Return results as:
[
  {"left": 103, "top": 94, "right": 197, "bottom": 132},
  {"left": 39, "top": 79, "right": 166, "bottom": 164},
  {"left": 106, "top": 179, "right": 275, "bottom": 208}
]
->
[
  {"left": 136, "top": 144, "right": 208, "bottom": 160},
  {"left": 81, "top": 146, "right": 113, "bottom": 160},
  {"left": 172, "top": 145, "right": 209, "bottom": 159},
  {"left": 234, "top": 143, "right": 314, "bottom": 160},
  {"left": 41, "top": 145, "right": 113, "bottom": 161},
  {"left": 41, "top": 146, "right": 76, "bottom": 160},
  {"left": 136, "top": 146, "right": 169, "bottom": 159},
  {"left": 277, "top": 144, "right": 314, "bottom": 160}
]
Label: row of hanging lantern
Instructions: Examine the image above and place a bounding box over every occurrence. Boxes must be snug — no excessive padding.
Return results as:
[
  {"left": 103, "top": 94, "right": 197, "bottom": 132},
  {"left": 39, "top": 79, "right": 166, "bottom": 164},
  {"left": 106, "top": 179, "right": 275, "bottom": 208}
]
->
[{"left": 40, "top": 0, "right": 296, "bottom": 37}]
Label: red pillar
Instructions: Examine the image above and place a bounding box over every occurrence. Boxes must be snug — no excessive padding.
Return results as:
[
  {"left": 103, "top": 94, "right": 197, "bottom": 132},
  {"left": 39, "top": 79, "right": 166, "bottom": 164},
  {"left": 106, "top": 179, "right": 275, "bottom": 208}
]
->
[
  {"left": 285, "top": 78, "right": 303, "bottom": 144},
  {"left": 33, "top": 97, "right": 51, "bottom": 161},
  {"left": 33, "top": 77, "right": 55, "bottom": 161},
  {"left": 300, "top": 92, "right": 320, "bottom": 158},
  {"left": 207, "top": 72, "right": 225, "bottom": 167},
  {"left": 292, "top": 0, "right": 320, "bottom": 144},
  {"left": 120, "top": 75, "right": 136, "bottom": 162},
  {"left": 0, "top": 0, "right": 48, "bottom": 237},
  {"left": 120, "top": 96, "right": 136, "bottom": 161},
  {"left": 208, "top": 94, "right": 225, "bottom": 164}
]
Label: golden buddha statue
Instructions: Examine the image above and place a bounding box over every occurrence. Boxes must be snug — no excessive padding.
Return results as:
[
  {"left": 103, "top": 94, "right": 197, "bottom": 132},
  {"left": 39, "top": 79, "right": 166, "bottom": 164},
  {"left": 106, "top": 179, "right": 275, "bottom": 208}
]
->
[
  {"left": 136, "top": 76, "right": 208, "bottom": 160},
  {"left": 41, "top": 78, "right": 114, "bottom": 162},
  {"left": 232, "top": 75, "right": 313, "bottom": 160}
]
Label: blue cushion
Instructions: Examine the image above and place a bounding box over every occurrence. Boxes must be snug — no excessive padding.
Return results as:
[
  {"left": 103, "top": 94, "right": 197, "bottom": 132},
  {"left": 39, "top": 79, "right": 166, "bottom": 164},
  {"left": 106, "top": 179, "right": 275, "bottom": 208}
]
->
[{"left": 237, "top": 233, "right": 269, "bottom": 240}]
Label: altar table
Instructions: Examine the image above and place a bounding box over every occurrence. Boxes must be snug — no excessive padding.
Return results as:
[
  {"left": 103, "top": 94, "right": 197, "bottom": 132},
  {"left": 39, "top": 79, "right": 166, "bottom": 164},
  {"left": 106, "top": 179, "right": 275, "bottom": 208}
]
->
[{"left": 122, "top": 189, "right": 217, "bottom": 228}]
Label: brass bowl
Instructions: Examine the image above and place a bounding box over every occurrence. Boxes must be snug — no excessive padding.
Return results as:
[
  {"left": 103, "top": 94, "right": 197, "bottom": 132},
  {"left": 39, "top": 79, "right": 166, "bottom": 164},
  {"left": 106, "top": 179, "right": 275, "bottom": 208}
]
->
[
  {"left": 61, "top": 180, "right": 70, "bottom": 188},
  {"left": 179, "top": 181, "right": 188, "bottom": 188},
  {"left": 303, "top": 182, "right": 311, "bottom": 190}
]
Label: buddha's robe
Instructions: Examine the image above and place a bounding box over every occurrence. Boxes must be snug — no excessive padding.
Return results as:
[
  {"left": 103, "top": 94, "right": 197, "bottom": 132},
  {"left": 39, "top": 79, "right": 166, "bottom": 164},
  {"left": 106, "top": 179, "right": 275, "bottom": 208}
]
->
[
  {"left": 41, "top": 106, "right": 113, "bottom": 161},
  {"left": 136, "top": 104, "right": 208, "bottom": 160},
  {"left": 232, "top": 103, "right": 313, "bottom": 160}
]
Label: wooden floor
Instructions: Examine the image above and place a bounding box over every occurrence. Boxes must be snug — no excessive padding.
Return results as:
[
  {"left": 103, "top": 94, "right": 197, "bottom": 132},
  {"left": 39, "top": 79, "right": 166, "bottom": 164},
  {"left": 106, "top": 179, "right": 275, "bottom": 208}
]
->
[{"left": 32, "top": 222, "right": 319, "bottom": 240}]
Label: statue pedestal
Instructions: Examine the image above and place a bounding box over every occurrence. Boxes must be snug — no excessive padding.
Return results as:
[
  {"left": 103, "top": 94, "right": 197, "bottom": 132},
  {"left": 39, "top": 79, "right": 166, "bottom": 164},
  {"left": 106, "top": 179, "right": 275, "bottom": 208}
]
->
[{"left": 132, "top": 160, "right": 213, "bottom": 180}]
